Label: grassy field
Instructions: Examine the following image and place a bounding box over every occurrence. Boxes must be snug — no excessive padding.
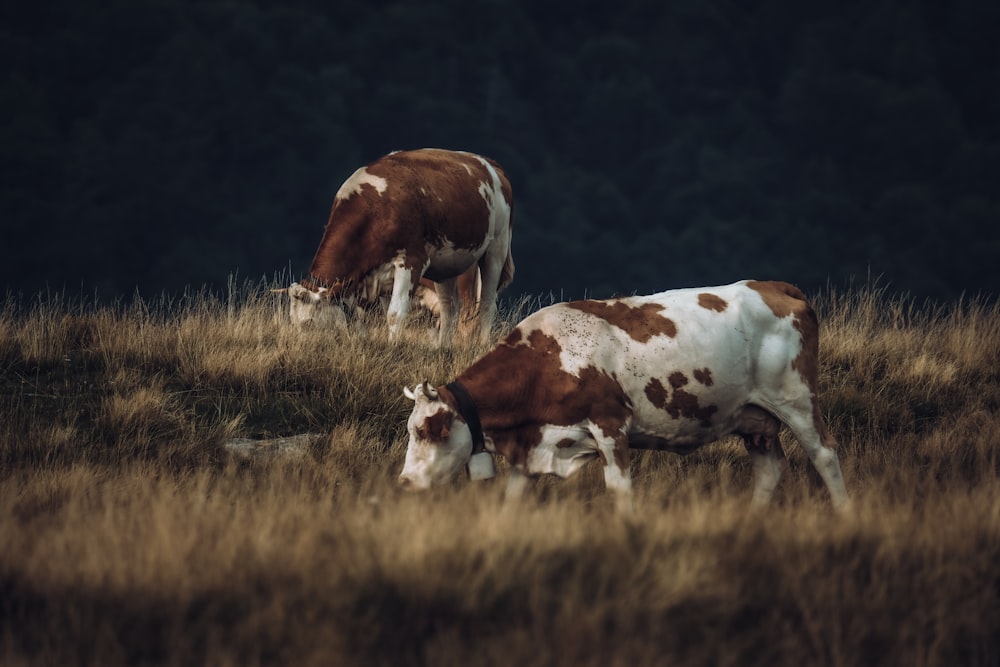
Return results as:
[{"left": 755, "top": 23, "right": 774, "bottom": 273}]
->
[{"left": 1, "top": 282, "right": 999, "bottom": 666}]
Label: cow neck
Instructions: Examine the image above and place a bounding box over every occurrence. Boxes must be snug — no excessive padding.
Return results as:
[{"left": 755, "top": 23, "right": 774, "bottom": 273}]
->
[
  {"left": 444, "top": 381, "right": 486, "bottom": 456},
  {"left": 307, "top": 208, "right": 389, "bottom": 297}
]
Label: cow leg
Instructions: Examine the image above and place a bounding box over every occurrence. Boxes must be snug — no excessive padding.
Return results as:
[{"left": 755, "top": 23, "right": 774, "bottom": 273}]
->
[
  {"left": 475, "top": 265, "right": 499, "bottom": 344},
  {"left": 742, "top": 434, "right": 786, "bottom": 508},
  {"left": 800, "top": 421, "right": 850, "bottom": 512},
  {"left": 593, "top": 430, "right": 634, "bottom": 515},
  {"left": 767, "top": 401, "right": 850, "bottom": 512},
  {"left": 386, "top": 264, "right": 420, "bottom": 340},
  {"left": 476, "top": 246, "right": 506, "bottom": 344},
  {"left": 504, "top": 468, "right": 531, "bottom": 501},
  {"left": 457, "top": 266, "right": 481, "bottom": 333},
  {"left": 434, "top": 278, "right": 460, "bottom": 347},
  {"left": 736, "top": 406, "right": 785, "bottom": 507}
]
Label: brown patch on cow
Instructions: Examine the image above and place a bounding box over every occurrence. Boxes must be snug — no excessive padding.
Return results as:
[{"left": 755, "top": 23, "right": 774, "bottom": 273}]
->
[
  {"left": 693, "top": 367, "right": 714, "bottom": 386},
  {"left": 566, "top": 300, "right": 677, "bottom": 342},
  {"left": 418, "top": 408, "right": 453, "bottom": 442},
  {"left": 746, "top": 280, "right": 807, "bottom": 319},
  {"left": 644, "top": 376, "right": 718, "bottom": 427},
  {"left": 503, "top": 327, "right": 523, "bottom": 346},
  {"left": 644, "top": 378, "right": 668, "bottom": 409},
  {"left": 455, "top": 328, "right": 632, "bottom": 468},
  {"left": 790, "top": 306, "right": 820, "bottom": 395},
  {"left": 698, "top": 293, "right": 728, "bottom": 312},
  {"left": 792, "top": 309, "right": 829, "bottom": 442},
  {"left": 555, "top": 438, "right": 577, "bottom": 449}
]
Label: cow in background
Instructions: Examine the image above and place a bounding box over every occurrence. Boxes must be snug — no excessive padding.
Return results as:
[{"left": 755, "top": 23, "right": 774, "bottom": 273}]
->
[{"left": 278, "top": 149, "right": 513, "bottom": 346}]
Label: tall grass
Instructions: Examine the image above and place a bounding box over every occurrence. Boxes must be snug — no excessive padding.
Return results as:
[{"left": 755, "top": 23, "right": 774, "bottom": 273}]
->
[{"left": 1, "top": 282, "right": 998, "bottom": 666}]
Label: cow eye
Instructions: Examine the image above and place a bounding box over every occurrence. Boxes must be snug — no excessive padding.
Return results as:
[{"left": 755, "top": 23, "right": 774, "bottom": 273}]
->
[{"left": 415, "top": 426, "right": 428, "bottom": 440}]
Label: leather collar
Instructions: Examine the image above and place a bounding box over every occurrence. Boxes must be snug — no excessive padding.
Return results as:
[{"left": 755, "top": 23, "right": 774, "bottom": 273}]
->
[{"left": 445, "top": 381, "right": 486, "bottom": 455}]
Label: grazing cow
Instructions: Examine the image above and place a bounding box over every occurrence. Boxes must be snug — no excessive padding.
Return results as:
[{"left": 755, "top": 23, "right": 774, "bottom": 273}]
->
[
  {"left": 398, "top": 280, "right": 850, "bottom": 513},
  {"left": 280, "top": 148, "right": 514, "bottom": 345}
]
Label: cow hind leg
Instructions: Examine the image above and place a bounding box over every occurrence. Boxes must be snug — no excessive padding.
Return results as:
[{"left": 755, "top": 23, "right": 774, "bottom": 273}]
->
[
  {"left": 475, "top": 247, "right": 507, "bottom": 344},
  {"left": 766, "top": 401, "right": 850, "bottom": 512},
  {"left": 801, "top": 419, "right": 850, "bottom": 512}
]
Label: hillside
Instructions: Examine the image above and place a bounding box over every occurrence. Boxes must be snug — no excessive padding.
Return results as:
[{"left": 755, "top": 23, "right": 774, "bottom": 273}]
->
[{"left": 1, "top": 283, "right": 999, "bottom": 666}]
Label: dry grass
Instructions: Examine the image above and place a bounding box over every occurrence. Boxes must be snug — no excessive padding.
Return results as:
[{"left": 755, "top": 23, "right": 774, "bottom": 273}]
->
[{"left": 1, "top": 282, "right": 998, "bottom": 666}]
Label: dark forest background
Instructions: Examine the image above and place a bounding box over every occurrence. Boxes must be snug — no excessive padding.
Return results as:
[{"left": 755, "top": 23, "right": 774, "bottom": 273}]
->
[{"left": 3, "top": 0, "right": 999, "bottom": 302}]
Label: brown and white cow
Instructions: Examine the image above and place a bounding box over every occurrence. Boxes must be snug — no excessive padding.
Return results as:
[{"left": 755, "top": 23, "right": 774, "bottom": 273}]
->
[
  {"left": 282, "top": 148, "right": 514, "bottom": 345},
  {"left": 398, "top": 280, "right": 850, "bottom": 513}
]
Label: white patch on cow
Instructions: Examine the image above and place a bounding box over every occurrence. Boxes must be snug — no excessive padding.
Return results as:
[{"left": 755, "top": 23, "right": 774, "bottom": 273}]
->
[
  {"left": 525, "top": 425, "right": 597, "bottom": 478},
  {"left": 335, "top": 166, "right": 388, "bottom": 201},
  {"left": 468, "top": 156, "right": 514, "bottom": 344},
  {"left": 473, "top": 156, "right": 511, "bottom": 234},
  {"left": 386, "top": 254, "right": 421, "bottom": 339}
]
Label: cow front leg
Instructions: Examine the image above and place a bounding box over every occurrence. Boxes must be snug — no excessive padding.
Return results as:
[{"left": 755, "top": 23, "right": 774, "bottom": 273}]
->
[
  {"left": 504, "top": 468, "right": 531, "bottom": 502},
  {"left": 594, "top": 431, "right": 633, "bottom": 515},
  {"left": 386, "top": 265, "right": 420, "bottom": 340}
]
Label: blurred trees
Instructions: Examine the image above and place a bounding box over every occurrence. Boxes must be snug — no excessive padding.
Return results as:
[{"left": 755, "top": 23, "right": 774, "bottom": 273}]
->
[{"left": 2, "top": 0, "right": 998, "bottom": 300}]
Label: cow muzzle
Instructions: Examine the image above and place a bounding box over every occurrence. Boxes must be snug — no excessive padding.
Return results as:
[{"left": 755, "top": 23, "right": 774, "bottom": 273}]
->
[{"left": 397, "top": 475, "right": 417, "bottom": 491}]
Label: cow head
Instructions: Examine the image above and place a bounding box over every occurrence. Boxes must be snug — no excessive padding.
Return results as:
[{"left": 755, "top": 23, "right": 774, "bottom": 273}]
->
[
  {"left": 398, "top": 381, "right": 473, "bottom": 490},
  {"left": 280, "top": 282, "right": 348, "bottom": 329}
]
